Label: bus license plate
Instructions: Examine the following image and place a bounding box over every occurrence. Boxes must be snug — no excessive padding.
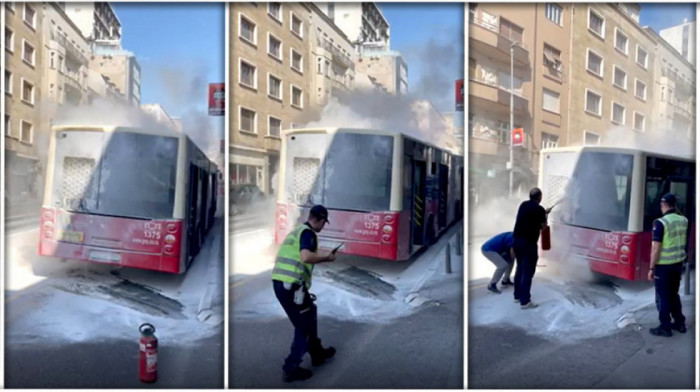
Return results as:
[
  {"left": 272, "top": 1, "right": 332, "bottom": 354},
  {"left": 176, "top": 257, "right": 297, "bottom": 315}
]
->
[
  {"left": 318, "top": 240, "right": 341, "bottom": 250},
  {"left": 89, "top": 251, "right": 121, "bottom": 263},
  {"left": 56, "top": 230, "right": 84, "bottom": 243}
]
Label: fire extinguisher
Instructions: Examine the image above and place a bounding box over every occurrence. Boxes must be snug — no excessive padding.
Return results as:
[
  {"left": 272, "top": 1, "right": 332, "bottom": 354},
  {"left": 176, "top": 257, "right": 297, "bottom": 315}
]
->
[
  {"left": 139, "top": 323, "right": 158, "bottom": 383},
  {"left": 541, "top": 224, "right": 551, "bottom": 251}
]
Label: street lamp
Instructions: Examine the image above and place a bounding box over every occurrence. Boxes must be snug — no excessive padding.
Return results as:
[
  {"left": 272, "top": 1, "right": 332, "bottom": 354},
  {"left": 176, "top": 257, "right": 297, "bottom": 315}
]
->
[{"left": 509, "top": 40, "right": 517, "bottom": 198}]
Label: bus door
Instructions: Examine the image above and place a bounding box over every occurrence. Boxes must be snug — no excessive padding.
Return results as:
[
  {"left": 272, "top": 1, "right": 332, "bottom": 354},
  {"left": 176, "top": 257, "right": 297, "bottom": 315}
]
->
[
  {"left": 200, "top": 169, "right": 210, "bottom": 236},
  {"left": 438, "top": 163, "right": 449, "bottom": 229},
  {"left": 187, "top": 163, "right": 200, "bottom": 260},
  {"left": 412, "top": 160, "right": 427, "bottom": 248}
]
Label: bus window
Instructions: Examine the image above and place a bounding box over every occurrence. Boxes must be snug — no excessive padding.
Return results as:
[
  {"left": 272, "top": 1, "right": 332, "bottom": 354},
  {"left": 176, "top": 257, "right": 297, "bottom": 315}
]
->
[
  {"left": 567, "top": 152, "right": 633, "bottom": 232},
  {"left": 670, "top": 181, "right": 688, "bottom": 216}
]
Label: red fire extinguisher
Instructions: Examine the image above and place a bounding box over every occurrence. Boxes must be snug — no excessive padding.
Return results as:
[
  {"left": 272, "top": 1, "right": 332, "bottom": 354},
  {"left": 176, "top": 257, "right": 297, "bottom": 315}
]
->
[
  {"left": 541, "top": 224, "right": 551, "bottom": 251},
  {"left": 139, "top": 323, "right": 158, "bottom": 383}
]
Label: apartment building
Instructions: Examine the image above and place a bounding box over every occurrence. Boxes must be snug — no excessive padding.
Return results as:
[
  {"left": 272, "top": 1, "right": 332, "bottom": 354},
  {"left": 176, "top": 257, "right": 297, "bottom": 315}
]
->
[
  {"left": 568, "top": 4, "right": 656, "bottom": 145},
  {"left": 468, "top": 3, "right": 572, "bottom": 197},
  {"left": 355, "top": 46, "right": 408, "bottom": 96},
  {"left": 63, "top": 2, "right": 122, "bottom": 42},
  {"left": 89, "top": 43, "right": 141, "bottom": 105},
  {"left": 5, "top": 2, "right": 44, "bottom": 200},
  {"left": 316, "top": 3, "right": 390, "bottom": 50},
  {"left": 230, "top": 3, "right": 313, "bottom": 194},
  {"left": 647, "top": 26, "right": 696, "bottom": 141},
  {"left": 308, "top": 3, "right": 356, "bottom": 107},
  {"left": 660, "top": 20, "right": 696, "bottom": 67}
]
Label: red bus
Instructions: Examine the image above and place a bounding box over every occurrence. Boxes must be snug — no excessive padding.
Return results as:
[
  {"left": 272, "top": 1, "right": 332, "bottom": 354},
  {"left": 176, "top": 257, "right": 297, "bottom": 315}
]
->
[
  {"left": 539, "top": 146, "right": 695, "bottom": 281},
  {"left": 274, "top": 127, "right": 464, "bottom": 260},
  {"left": 38, "top": 125, "right": 219, "bottom": 274}
]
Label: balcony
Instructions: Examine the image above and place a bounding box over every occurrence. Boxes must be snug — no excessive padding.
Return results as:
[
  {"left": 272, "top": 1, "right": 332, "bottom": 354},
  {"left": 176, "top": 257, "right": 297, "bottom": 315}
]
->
[
  {"left": 468, "top": 79, "right": 529, "bottom": 114},
  {"left": 671, "top": 101, "right": 694, "bottom": 120},
  {"left": 469, "top": 11, "right": 529, "bottom": 66},
  {"left": 317, "top": 39, "right": 354, "bottom": 70}
]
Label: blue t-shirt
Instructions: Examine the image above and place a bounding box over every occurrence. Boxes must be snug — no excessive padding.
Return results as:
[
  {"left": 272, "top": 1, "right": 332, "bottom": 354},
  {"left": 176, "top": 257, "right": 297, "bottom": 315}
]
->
[
  {"left": 481, "top": 232, "right": 514, "bottom": 257},
  {"left": 299, "top": 223, "right": 317, "bottom": 252}
]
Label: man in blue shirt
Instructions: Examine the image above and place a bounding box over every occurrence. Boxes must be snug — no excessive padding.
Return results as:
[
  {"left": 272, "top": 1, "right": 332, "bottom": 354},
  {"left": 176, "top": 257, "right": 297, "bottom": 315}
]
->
[{"left": 481, "top": 231, "right": 515, "bottom": 294}]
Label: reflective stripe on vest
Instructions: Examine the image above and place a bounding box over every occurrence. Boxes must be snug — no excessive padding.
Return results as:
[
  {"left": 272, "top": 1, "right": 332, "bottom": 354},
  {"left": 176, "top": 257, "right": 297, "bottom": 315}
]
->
[
  {"left": 271, "top": 225, "right": 315, "bottom": 288},
  {"left": 658, "top": 213, "right": 688, "bottom": 265}
]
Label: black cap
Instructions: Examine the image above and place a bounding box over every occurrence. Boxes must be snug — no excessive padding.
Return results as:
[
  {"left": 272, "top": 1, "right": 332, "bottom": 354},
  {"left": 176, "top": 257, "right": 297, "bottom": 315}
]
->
[
  {"left": 661, "top": 193, "right": 677, "bottom": 207},
  {"left": 310, "top": 205, "right": 330, "bottom": 224}
]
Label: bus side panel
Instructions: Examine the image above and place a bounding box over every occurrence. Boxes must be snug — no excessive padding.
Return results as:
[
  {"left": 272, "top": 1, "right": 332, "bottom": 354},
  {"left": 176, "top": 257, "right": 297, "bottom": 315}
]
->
[
  {"left": 633, "top": 232, "right": 652, "bottom": 281},
  {"left": 396, "top": 210, "right": 412, "bottom": 260}
]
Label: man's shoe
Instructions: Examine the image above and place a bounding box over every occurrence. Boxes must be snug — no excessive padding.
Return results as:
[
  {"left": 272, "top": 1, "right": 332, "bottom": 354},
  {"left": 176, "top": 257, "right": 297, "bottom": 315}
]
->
[
  {"left": 520, "top": 301, "right": 539, "bottom": 309},
  {"left": 672, "top": 324, "right": 688, "bottom": 333},
  {"left": 649, "top": 326, "right": 672, "bottom": 337},
  {"left": 487, "top": 283, "right": 501, "bottom": 294},
  {"left": 501, "top": 279, "right": 514, "bottom": 286},
  {"left": 283, "top": 367, "right": 313, "bottom": 382},
  {"left": 513, "top": 298, "right": 520, "bottom": 303},
  {"left": 311, "top": 346, "right": 336, "bottom": 366}
]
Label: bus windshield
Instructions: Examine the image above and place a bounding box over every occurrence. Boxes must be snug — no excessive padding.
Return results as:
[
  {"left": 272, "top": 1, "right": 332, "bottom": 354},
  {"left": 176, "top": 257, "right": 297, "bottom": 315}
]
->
[
  {"left": 284, "top": 132, "right": 394, "bottom": 211},
  {"left": 563, "top": 151, "right": 634, "bottom": 232},
  {"left": 50, "top": 130, "right": 178, "bottom": 219}
]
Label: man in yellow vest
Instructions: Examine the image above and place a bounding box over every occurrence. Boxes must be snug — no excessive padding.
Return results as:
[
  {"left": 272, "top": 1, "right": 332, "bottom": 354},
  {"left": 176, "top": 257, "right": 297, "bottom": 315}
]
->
[
  {"left": 648, "top": 193, "right": 688, "bottom": 337},
  {"left": 272, "top": 205, "right": 337, "bottom": 382}
]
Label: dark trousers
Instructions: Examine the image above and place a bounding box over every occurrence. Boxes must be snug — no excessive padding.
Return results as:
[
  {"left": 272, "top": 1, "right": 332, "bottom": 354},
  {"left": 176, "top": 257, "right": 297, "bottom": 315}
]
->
[
  {"left": 513, "top": 238, "right": 538, "bottom": 306},
  {"left": 273, "top": 280, "right": 322, "bottom": 372},
  {"left": 654, "top": 262, "right": 685, "bottom": 331}
]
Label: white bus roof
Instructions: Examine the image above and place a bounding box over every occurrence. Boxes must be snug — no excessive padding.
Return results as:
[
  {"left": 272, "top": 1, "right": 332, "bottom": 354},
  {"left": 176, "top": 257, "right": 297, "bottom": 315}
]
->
[
  {"left": 52, "top": 125, "right": 183, "bottom": 139},
  {"left": 541, "top": 145, "right": 694, "bottom": 163},
  {"left": 283, "top": 127, "right": 463, "bottom": 156}
]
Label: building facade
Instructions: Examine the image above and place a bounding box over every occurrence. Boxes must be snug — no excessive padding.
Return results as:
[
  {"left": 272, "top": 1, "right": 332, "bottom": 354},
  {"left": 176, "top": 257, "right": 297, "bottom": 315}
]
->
[
  {"left": 355, "top": 46, "right": 408, "bottom": 96},
  {"left": 5, "top": 2, "right": 44, "bottom": 200},
  {"left": 308, "top": 3, "right": 356, "bottom": 107},
  {"left": 89, "top": 43, "right": 141, "bottom": 105},
  {"left": 648, "top": 26, "right": 696, "bottom": 141},
  {"left": 468, "top": 3, "right": 572, "bottom": 198},
  {"left": 568, "top": 3, "right": 656, "bottom": 146},
  {"left": 316, "top": 3, "right": 390, "bottom": 50},
  {"left": 230, "top": 2, "right": 314, "bottom": 195},
  {"left": 660, "top": 20, "right": 696, "bottom": 67},
  {"left": 63, "top": 2, "right": 121, "bottom": 42}
]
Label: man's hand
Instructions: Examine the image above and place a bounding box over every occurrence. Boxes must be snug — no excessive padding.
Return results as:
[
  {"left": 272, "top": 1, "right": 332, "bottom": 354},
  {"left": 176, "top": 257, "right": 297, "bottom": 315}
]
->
[
  {"left": 326, "top": 252, "right": 336, "bottom": 262},
  {"left": 648, "top": 269, "right": 654, "bottom": 281},
  {"left": 545, "top": 207, "right": 553, "bottom": 215}
]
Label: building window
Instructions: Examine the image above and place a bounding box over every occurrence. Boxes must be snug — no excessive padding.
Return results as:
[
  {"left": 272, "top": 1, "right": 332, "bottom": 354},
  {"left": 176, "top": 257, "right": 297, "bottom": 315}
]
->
[
  {"left": 291, "top": 85, "right": 303, "bottom": 108},
  {"left": 23, "top": 3, "right": 36, "bottom": 29},
  {"left": 585, "top": 89, "right": 602, "bottom": 116},
  {"left": 545, "top": 4, "right": 562, "bottom": 25},
  {"left": 5, "top": 2, "right": 15, "bottom": 12},
  {"left": 317, "top": 57, "right": 323, "bottom": 74},
  {"left": 611, "top": 102, "right": 626, "bottom": 125},
  {"left": 541, "top": 133, "right": 559, "bottom": 149},
  {"left": 291, "top": 49, "right": 303, "bottom": 73},
  {"left": 268, "top": 2, "right": 282, "bottom": 21},
  {"left": 584, "top": 131, "right": 600, "bottom": 145},
  {"left": 239, "top": 59, "right": 257, "bottom": 89},
  {"left": 239, "top": 107, "right": 256, "bottom": 133},
  {"left": 542, "top": 88, "right": 560, "bottom": 113},
  {"left": 634, "top": 112, "right": 645, "bottom": 132},
  {"left": 682, "top": 25, "right": 690, "bottom": 58},
  {"left": 498, "top": 71, "right": 523, "bottom": 94},
  {"left": 21, "top": 79, "right": 34, "bottom": 104},
  {"left": 268, "top": 33, "right": 282, "bottom": 60},
  {"left": 291, "top": 13, "right": 303, "bottom": 38},
  {"left": 469, "top": 57, "right": 477, "bottom": 79},
  {"left": 586, "top": 49, "right": 603, "bottom": 77},
  {"left": 5, "top": 71, "right": 12, "bottom": 95},
  {"left": 613, "top": 66, "right": 627, "bottom": 90},
  {"left": 20, "top": 120, "right": 32, "bottom": 143},
  {"left": 636, "top": 45, "right": 648, "bottom": 69},
  {"left": 268, "top": 116, "right": 282, "bottom": 137},
  {"left": 614, "top": 28, "right": 628, "bottom": 55},
  {"left": 22, "top": 40, "right": 35, "bottom": 66},
  {"left": 543, "top": 44, "right": 562, "bottom": 70},
  {"left": 635, "top": 79, "right": 647, "bottom": 100},
  {"left": 588, "top": 8, "right": 605, "bottom": 38},
  {"left": 238, "top": 13, "right": 257, "bottom": 45},
  {"left": 5, "top": 27, "right": 13, "bottom": 53},
  {"left": 4, "top": 115, "right": 11, "bottom": 137},
  {"left": 499, "top": 18, "right": 523, "bottom": 43},
  {"left": 268, "top": 74, "right": 282, "bottom": 100}
]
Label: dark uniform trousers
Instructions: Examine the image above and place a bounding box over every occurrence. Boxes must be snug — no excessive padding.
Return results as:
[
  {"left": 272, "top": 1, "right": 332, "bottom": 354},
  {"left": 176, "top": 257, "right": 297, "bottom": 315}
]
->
[
  {"left": 654, "top": 262, "right": 685, "bottom": 331},
  {"left": 513, "top": 237, "right": 538, "bottom": 306},
  {"left": 273, "top": 280, "right": 323, "bottom": 371}
]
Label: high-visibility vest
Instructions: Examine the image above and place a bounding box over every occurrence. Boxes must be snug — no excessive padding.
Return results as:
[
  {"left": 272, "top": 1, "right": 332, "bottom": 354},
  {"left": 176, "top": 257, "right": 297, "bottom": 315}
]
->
[
  {"left": 657, "top": 213, "right": 688, "bottom": 265},
  {"left": 271, "top": 224, "right": 315, "bottom": 288}
]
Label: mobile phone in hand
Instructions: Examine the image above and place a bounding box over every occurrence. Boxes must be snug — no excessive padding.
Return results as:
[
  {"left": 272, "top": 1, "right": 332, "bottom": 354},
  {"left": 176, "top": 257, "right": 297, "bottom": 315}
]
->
[{"left": 332, "top": 243, "right": 345, "bottom": 254}]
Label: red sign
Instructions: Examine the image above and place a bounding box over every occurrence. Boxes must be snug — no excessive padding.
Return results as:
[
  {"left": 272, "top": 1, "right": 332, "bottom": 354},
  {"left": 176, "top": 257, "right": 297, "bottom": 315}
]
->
[
  {"left": 208, "top": 83, "right": 225, "bottom": 116},
  {"left": 512, "top": 128, "right": 523, "bottom": 147},
  {"left": 455, "top": 79, "right": 464, "bottom": 111}
]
